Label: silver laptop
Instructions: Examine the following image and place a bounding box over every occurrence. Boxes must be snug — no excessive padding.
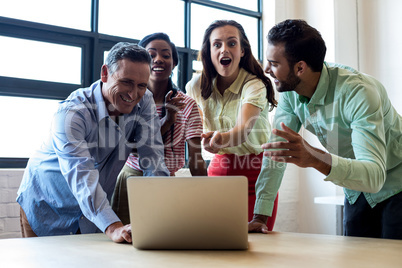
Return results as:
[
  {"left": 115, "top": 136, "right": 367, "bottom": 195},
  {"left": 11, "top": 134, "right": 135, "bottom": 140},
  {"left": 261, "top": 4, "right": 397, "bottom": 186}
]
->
[{"left": 127, "top": 176, "right": 248, "bottom": 250}]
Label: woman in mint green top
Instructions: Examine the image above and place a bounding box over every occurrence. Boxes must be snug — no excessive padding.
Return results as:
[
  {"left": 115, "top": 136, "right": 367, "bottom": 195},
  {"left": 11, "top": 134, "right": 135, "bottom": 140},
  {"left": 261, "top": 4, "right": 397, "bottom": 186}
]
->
[{"left": 252, "top": 19, "right": 402, "bottom": 239}]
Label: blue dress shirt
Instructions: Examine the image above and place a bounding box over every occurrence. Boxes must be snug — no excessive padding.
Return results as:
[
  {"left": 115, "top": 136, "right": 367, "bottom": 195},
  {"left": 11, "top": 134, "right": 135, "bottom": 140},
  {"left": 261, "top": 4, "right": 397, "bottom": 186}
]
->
[{"left": 17, "top": 80, "right": 169, "bottom": 236}]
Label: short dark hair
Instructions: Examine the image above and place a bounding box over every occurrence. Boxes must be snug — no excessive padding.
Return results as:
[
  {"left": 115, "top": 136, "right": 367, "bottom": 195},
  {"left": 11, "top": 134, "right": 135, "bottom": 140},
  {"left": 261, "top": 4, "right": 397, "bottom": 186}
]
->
[
  {"left": 267, "top": 19, "right": 326, "bottom": 72},
  {"left": 105, "top": 42, "right": 151, "bottom": 74},
  {"left": 138, "top": 32, "right": 179, "bottom": 66}
]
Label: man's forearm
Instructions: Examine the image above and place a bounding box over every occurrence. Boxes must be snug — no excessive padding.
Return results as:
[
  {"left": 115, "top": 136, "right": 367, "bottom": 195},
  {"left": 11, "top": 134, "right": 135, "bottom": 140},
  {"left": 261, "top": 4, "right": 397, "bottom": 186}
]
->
[{"left": 311, "top": 148, "right": 332, "bottom": 176}]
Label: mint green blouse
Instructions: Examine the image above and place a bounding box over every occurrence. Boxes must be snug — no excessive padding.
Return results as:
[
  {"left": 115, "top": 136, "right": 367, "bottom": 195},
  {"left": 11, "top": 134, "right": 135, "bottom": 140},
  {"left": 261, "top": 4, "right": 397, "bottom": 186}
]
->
[{"left": 255, "top": 62, "right": 402, "bottom": 216}]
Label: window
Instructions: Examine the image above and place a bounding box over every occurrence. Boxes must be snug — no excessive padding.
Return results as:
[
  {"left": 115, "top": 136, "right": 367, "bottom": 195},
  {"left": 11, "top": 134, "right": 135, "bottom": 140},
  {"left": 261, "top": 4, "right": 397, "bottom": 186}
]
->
[
  {"left": 217, "top": 0, "right": 259, "bottom": 12},
  {"left": 0, "top": 36, "right": 82, "bottom": 84},
  {"left": 0, "top": 96, "right": 60, "bottom": 158},
  {"left": 0, "top": 0, "right": 92, "bottom": 31},
  {"left": 191, "top": 3, "right": 259, "bottom": 56},
  {"left": 0, "top": 0, "right": 264, "bottom": 168},
  {"left": 99, "top": 0, "right": 185, "bottom": 47}
]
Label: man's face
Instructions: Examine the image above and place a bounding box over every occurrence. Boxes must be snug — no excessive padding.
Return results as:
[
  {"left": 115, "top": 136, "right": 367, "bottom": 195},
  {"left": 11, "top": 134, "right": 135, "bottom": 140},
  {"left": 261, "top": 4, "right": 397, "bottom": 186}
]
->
[
  {"left": 101, "top": 59, "right": 150, "bottom": 116},
  {"left": 264, "top": 42, "right": 300, "bottom": 93}
]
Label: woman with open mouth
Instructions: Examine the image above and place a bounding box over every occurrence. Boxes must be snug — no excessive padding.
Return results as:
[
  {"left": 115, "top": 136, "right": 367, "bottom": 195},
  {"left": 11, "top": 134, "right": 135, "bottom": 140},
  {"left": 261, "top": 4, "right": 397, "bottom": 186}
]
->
[{"left": 186, "top": 20, "right": 279, "bottom": 233}]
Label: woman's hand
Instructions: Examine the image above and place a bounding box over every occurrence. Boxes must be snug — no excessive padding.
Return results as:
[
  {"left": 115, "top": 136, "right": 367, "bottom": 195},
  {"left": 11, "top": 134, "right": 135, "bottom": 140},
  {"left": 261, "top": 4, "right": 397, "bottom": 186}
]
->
[
  {"left": 160, "top": 91, "right": 186, "bottom": 136},
  {"left": 201, "top": 131, "right": 226, "bottom": 154},
  {"left": 164, "top": 91, "right": 185, "bottom": 125}
]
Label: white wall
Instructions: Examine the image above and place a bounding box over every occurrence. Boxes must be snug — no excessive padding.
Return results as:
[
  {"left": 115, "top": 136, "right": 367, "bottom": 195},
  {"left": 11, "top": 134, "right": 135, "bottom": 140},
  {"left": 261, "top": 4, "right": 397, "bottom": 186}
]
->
[
  {"left": 335, "top": 0, "right": 402, "bottom": 116},
  {"left": 0, "top": 169, "right": 23, "bottom": 239},
  {"left": 357, "top": 0, "right": 402, "bottom": 114}
]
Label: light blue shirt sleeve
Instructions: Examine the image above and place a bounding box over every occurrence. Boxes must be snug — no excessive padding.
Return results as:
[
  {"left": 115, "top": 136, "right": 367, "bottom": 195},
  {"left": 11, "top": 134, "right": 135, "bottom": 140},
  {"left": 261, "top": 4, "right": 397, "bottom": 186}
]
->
[
  {"left": 51, "top": 104, "right": 121, "bottom": 232},
  {"left": 323, "top": 73, "right": 387, "bottom": 194},
  {"left": 254, "top": 93, "right": 302, "bottom": 216}
]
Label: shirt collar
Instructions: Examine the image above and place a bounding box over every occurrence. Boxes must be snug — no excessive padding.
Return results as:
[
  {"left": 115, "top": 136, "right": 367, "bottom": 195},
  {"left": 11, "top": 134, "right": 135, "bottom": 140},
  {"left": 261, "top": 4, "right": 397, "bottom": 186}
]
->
[
  {"left": 93, "top": 80, "right": 109, "bottom": 122},
  {"left": 212, "top": 68, "right": 247, "bottom": 95},
  {"left": 307, "top": 63, "right": 330, "bottom": 106}
]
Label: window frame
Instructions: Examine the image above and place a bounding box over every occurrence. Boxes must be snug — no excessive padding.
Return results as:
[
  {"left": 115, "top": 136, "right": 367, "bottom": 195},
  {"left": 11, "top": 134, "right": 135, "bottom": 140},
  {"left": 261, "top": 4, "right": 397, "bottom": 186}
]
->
[{"left": 0, "top": 0, "right": 263, "bottom": 168}]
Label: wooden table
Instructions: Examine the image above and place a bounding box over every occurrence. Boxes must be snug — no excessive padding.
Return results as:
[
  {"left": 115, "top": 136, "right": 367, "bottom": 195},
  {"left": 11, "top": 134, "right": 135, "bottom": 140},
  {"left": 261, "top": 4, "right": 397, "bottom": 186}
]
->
[{"left": 1, "top": 232, "right": 401, "bottom": 267}]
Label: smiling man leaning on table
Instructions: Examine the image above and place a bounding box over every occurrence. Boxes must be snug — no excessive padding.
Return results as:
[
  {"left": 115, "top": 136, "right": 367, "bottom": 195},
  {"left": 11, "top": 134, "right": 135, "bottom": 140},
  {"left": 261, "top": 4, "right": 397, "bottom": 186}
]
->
[{"left": 16, "top": 42, "right": 169, "bottom": 242}]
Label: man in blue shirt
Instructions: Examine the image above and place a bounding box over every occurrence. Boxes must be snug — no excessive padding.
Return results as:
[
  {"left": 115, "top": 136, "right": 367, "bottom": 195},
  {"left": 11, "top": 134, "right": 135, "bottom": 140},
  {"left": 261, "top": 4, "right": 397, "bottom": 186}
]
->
[
  {"left": 17, "top": 42, "right": 169, "bottom": 243},
  {"left": 249, "top": 19, "right": 402, "bottom": 239}
]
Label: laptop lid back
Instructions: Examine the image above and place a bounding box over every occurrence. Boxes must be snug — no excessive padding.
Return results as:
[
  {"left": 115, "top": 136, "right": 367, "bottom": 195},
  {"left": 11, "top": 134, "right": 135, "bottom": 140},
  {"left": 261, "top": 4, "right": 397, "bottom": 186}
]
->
[{"left": 127, "top": 176, "right": 248, "bottom": 250}]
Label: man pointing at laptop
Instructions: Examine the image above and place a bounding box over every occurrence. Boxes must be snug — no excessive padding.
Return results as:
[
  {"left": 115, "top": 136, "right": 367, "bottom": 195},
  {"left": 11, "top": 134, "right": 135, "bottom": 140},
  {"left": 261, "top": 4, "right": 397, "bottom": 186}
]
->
[{"left": 17, "top": 42, "right": 169, "bottom": 242}]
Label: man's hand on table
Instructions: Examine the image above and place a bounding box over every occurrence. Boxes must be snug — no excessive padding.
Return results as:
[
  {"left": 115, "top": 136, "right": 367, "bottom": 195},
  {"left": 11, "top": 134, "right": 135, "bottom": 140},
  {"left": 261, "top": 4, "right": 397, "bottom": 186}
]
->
[
  {"left": 248, "top": 214, "right": 269, "bottom": 234},
  {"left": 105, "top": 222, "right": 132, "bottom": 243}
]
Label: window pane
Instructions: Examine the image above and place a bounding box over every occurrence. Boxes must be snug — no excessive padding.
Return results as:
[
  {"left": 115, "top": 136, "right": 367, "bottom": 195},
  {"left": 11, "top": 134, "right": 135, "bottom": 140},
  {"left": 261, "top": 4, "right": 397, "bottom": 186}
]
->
[
  {"left": 218, "top": 0, "right": 259, "bottom": 12},
  {"left": 0, "top": 96, "right": 60, "bottom": 158},
  {"left": 99, "top": 0, "right": 185, "bottom": 47},
  {"left": 191, "top": 4, "right": 259, "bottom": 59},
  {"left": 0, "top": 0, "right": 91, "bottom": 30},
  {"left": 0, "top": 36, "right": 81, "bottom": 84}
]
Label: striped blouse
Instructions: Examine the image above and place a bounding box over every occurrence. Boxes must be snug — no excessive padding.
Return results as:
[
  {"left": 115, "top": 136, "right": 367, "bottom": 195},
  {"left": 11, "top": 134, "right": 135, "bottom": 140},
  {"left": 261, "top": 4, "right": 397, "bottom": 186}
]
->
[{"left": 125, "top": 94, "right": 203, "bottom": 175}]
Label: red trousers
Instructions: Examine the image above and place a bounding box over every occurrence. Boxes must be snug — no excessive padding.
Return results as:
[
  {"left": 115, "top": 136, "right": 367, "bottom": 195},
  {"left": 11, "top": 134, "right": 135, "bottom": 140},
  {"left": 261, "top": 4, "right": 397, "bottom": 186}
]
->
[{"left": 208, "top": 153, "right": 278, "bottom": 231}]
